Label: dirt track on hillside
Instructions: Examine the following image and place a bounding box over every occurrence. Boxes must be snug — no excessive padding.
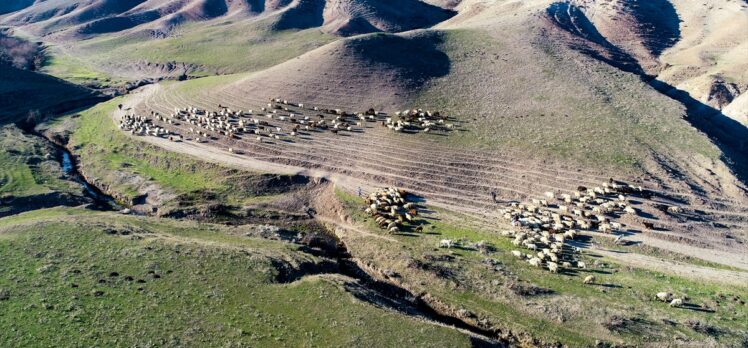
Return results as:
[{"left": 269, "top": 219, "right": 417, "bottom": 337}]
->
[{"left": 114, "top": 85, "right": 748, "bottom": 283}]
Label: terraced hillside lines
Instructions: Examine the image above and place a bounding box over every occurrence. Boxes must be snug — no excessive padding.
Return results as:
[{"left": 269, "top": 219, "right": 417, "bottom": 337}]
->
[
  {"left": 138, "top": 90, "right": 608, "bottom": 203},
  {"left": 141, "top": 81, "right": 726, "bottom": 208},
  {"left": 137, "top": 83, "right": 748, "bottom": 217},
  {"left": 121, "top": 85, "right": 748, "bottom": 270}
]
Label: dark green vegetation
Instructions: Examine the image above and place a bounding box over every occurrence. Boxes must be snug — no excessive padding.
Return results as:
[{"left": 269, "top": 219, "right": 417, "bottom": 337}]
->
[
  {"left": 0, "top": 125, "right": 88, "bottom": 217},
  {"left": 0, "top": 208, "right": 473, "bottom": 347},
  {"left": 334, "top": 190, "right": 748, "bottom": 346}
]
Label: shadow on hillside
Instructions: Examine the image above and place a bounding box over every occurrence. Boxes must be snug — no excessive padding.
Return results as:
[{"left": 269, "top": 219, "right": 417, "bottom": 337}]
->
[
  {"left": 647, "top": 78, "right": 748, "bottom": 187},
  {"left": 547, "top": 1, "right": 748, "bottom": 189},
  {"left": 546, "top": 2, "right": 644, "bottom": 75},
  {"left": 345, "top": 33, "right": 452, "bottom": 86},
  {"left": 0, "top": 64, "right": 106, "bottom": 126},
  {"left": 630, "top": 0, "right": 681, "bottom": 56}
]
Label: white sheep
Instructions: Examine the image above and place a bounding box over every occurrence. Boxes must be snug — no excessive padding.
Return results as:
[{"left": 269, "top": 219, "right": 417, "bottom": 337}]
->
[
  {"left": 547, "top": 262, "right": 559, "bottom": 273},
  {"left": 656, "top": 292, "right": 672, "bottom": 302},
  {"left": 439, "top": 239, "right": 454, "bottom": 248},
  {"left": 583, "top": 275, "right": 596, "bottom": 284},
  {"left": 528, "top": 257, "right": 542, "bottom": 267},
  {"left": 511, "top": 250, "right": 523, "bottom": 258},
  {"left": 669, "top": 298, "right": 683, "bottom": 307},
  {"left": 564, "top": 230, "right": 577, "bottom": 239},
  {"left": 576, "top": 261, "right": 586, "bottom": 269}
]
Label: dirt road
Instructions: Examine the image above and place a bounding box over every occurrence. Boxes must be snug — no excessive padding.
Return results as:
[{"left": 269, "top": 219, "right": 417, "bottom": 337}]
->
[{"left": 114, "top": 85, "right": 748, "bottom": 284}]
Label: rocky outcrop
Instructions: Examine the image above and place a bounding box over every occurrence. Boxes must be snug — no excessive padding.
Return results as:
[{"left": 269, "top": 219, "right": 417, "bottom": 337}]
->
[{"left": 706, "top": 78, "right": 741, "bottom": 110}]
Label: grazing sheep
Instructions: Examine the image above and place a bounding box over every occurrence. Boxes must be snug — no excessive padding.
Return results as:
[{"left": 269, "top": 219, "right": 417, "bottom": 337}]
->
[
  {"left": 528, "top": 257, "right": 542, "bottom": 267},
  {"left": 545, "top": 191, "right": 555, "bottom": 199},
  {"left": 576, "top": 261, "right": 586, "bottom": 269},
  {"left": 547, "top": 262, "right": 559, "bottom": 273},
  {"left": 564, "top": 230, "right": 577, "bottom": 239},
  {"left": 599, "top": 224, "right": 612, "bottom": 233},
  {"left": 511, "top": 250, "right": 523, "bottom": 258},
  {"left": 656, "top": 292, "right": 672, "bottom": 302},
  {"left": 669, "top": 298, "right": 683, "bottom": 307},
  {"left": 439, "top": 239, "right": 454, "bottom": 248},
  {"left": 583, "top": 275, "right": 596, "bottom": 284}
]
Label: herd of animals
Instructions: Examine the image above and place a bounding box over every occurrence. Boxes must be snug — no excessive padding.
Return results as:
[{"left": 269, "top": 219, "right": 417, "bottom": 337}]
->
[
  {"left": 118, "top": 98, "right": 457, "bottom": 151},
  {"left": 363, "top": 187, "right": 422, "bottom": 234},
  {"left": 358, "top": 181, "right": 690, "bottom": 307},
  {"left": 119, "top": 100, "right": 691, "bottom": 307},
  {"left": 497, "top": 181, "right": 648, "bottom": 277}
]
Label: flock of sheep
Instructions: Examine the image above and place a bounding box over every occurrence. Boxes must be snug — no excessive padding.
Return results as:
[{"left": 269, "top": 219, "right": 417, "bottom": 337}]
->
[
  {"left": 363, "top": 187, "right": 421, "bottom": 234},
  {"left": 118, "top": 114, "right": 180, "bottom": 141},
  {"left": 121, "top": 98, "right": 458, "bottom": 152},
  {"left": 497, "top": 180, "right": 649, "bottom": 279},
  {"left": 384, "top": 109, "right": 456, "bottom": 134},
  {"left": 360, "top": 180, "right": 692, "bottom": 309},
  {"left": 656, "top": 291, "right": 687, "bottom": 308}
]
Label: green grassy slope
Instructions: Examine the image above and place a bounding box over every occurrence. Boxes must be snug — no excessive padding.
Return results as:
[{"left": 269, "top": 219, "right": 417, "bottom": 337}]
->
[
  {"left": 335, "top": 190, "right": 748, "bottom": 346},
  {"left": 0, "top": 125, "right": 87, "bottom": 216},
  {"left": 69, "top": 20, "right": 336, "bottom": 78},
  {"left": 40, "top": 46, "right": 119, "bottom": 87},
  {"left": 0, "top": 208, "right": 473, "bottom": 347},
  {"left": 50, "top": 98, "right": 302, "bottom": 209}
]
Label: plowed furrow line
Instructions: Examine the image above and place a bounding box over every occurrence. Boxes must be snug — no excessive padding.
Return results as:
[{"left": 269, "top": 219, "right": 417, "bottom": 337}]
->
[{"left": 144, "top": 88, "right": 748, "bottom": 215}]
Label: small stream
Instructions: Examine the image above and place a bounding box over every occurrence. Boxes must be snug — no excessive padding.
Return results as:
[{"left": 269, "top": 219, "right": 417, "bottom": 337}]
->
[{"left": 57, "top": 145, "right": 122, "bottom": 211}]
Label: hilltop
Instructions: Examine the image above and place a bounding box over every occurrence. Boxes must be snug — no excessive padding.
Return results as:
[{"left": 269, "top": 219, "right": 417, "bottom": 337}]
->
[{"left": 1, "top": 0, "right": 748, "bottom": 346}]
